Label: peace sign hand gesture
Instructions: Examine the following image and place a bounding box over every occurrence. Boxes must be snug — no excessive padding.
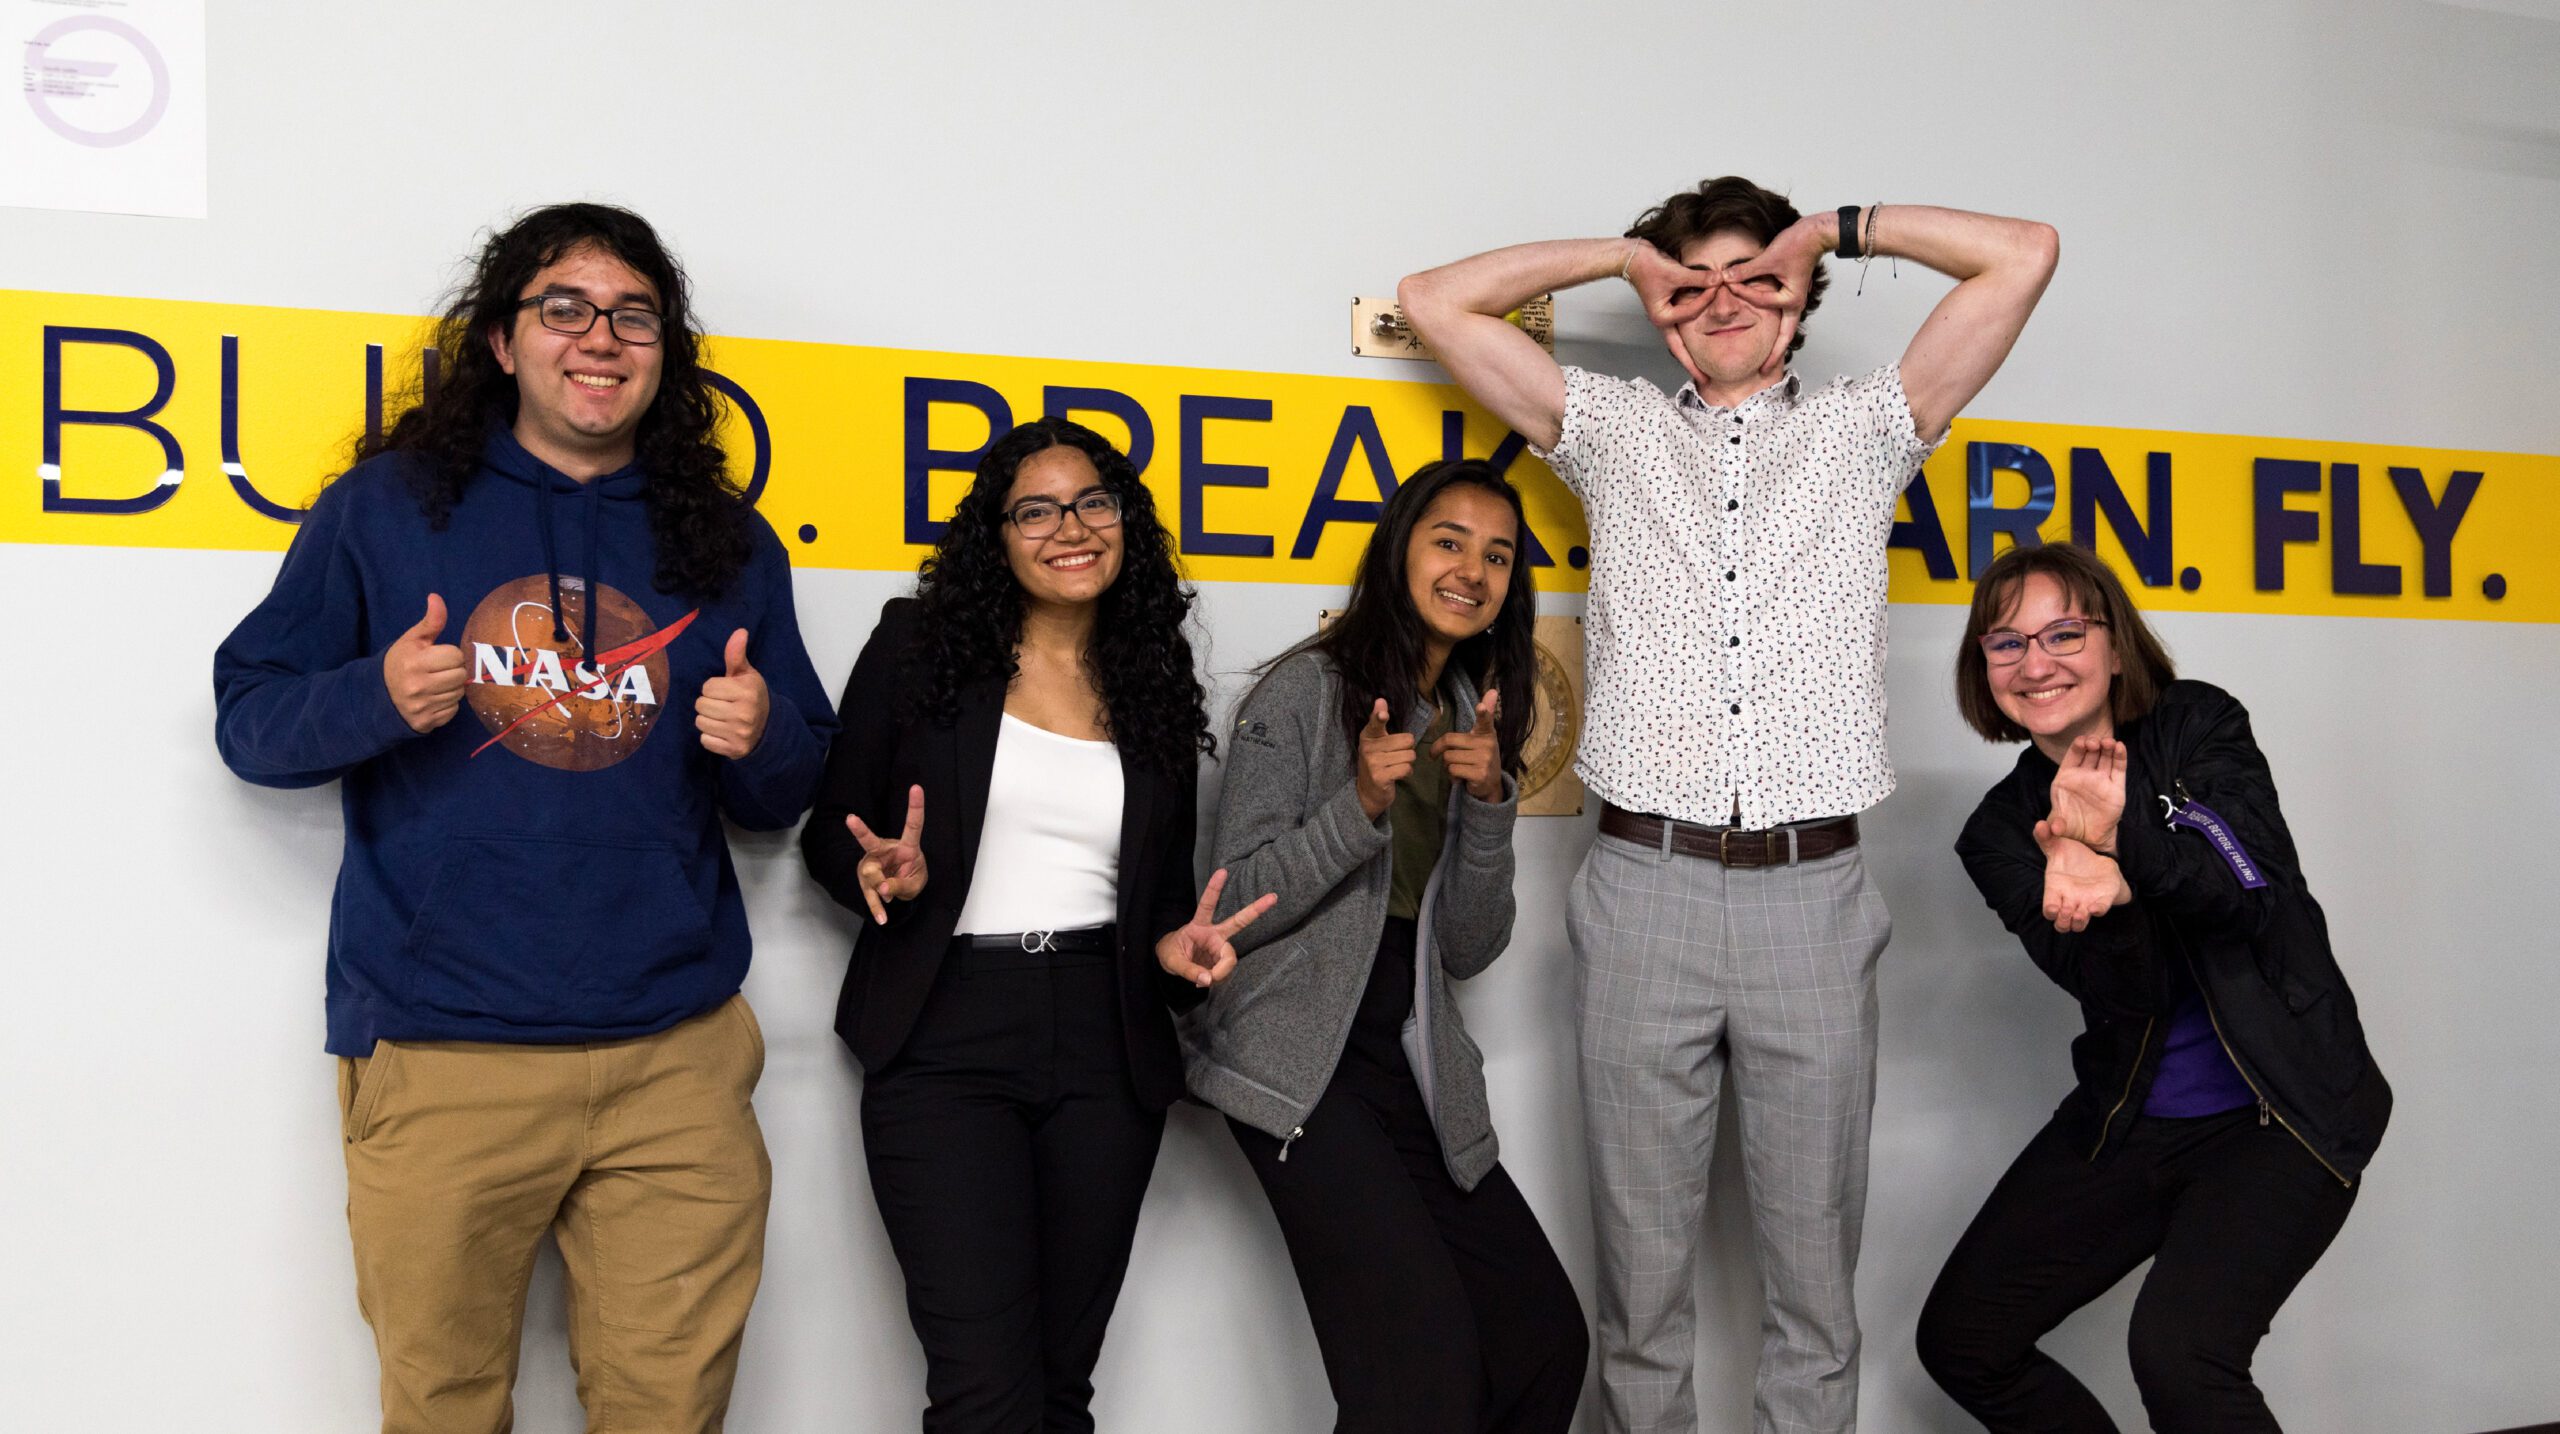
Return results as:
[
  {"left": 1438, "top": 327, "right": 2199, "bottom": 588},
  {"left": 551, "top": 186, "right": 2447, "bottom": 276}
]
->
[
  {"left": 845, "top": 784, "right": 928, "bottom": 924},
  {"left": 1154, "top": 868, "right": 1279, "bottom": 989}
]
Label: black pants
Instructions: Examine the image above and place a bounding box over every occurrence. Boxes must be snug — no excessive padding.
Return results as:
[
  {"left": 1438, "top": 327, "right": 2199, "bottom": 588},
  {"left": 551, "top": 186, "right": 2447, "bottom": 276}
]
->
[
  {"left": 1916, "top": 1105, "right": 2356, "bottom": 1433},
  {"left": 1229, "top": 918, "right": 1588, "bottom": 1434},
  {"left": 862, "top": 938, "right": 1165, "bottom": 1434}
]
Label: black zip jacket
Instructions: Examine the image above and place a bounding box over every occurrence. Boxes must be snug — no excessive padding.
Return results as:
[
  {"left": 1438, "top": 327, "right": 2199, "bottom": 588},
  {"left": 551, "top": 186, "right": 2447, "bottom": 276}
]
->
[{"left": 1955, "top": 680, "right": 2391, "bottom": 1184}]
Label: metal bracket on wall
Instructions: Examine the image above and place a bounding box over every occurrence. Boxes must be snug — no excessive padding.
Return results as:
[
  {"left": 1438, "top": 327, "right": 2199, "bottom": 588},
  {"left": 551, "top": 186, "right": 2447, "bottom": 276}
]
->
[{"left": 1351, "top": 294, "right": 1553, "bottom": 360}]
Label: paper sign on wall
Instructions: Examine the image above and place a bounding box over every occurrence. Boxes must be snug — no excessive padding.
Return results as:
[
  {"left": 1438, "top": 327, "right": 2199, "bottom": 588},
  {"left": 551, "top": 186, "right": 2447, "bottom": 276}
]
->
[{"left": 4, "top": 0, "right": 206, "bottom": 218}]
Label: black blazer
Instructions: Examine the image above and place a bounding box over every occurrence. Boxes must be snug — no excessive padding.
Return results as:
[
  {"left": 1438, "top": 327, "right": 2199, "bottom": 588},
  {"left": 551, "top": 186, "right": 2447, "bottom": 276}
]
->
[
  {"left": 1955, "top": 680, "right": 2390, "bottom": 1182},
  {"left": 801, "top": 598, "right": 1202, "bottom": 1110}
]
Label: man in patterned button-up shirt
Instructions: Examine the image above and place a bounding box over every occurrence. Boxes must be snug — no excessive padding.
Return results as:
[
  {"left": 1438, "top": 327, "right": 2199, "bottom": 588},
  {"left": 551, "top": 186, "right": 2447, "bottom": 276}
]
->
[{"left": 1403, "top": 178, "right": 2057, "bottom": 1434}]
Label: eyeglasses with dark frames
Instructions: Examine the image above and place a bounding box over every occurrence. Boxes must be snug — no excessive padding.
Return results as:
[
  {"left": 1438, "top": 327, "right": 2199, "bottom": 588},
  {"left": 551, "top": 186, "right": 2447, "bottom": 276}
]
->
[
  {"left": 517, "top": 294, "right": 665, "bottom": 345},
  {"left": 1979, "top": 617, "right": 2109, "bottom": 666},
  {"left": 1003, "top": 489, "right": 1123, "bottom": 540}
]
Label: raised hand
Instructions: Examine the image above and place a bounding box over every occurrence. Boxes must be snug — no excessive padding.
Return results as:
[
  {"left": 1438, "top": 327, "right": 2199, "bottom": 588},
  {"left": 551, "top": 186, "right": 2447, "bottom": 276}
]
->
[
  {"left": 1429, "top": 688, "right": 1505, "bottom": 802},
  {"left": 1622, "top": 241, "right": 1715, "bottom": 329},
  {"left": 695, "top": 627, "right": 771, "bottom": 760},
  {"left": 1355, "top": 698, "right": 1418, "bottom": 820},
  {"left": 384, "top": 593, "right": 468, "bottom": 734},
  {"left": 2045, "top": 734, "right": 2128, "bottom": 852},
  {"left": 1724, "top": 215, "right": 1827, "bottom": 321},
  {"left": 845, "top": 784, "right": 928, "bottom": 924},
  {"left": 1154, "top": 868, "right": 1279, "bottom": 988},
  {"left": 2036, "top": 819, "right": 2130, "bottom": 933}
]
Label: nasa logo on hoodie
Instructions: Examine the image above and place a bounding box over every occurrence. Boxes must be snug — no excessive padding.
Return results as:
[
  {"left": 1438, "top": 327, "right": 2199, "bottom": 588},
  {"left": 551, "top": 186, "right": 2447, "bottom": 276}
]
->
[{"left": 461, "top": 575, "right": 694, "bottom": 772}]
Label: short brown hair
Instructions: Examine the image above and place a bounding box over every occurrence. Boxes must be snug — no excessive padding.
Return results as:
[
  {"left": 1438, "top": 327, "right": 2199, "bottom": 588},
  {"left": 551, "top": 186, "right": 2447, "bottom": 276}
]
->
[
  {"left": 1626, "top": 176, "right": 1825, "bottom": 359},
  {"left": 1955, "top": 542, "right": 2177, "bottom": 743}
]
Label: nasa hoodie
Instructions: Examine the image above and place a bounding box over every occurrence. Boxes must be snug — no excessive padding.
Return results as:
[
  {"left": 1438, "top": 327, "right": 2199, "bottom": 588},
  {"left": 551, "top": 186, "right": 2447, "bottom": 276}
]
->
[{"left": 214, "top": 427, "right": 837, "bottom": 1056}]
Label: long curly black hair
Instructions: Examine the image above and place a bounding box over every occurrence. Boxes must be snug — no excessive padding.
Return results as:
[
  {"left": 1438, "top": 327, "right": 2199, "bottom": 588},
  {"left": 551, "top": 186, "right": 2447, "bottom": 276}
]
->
[
  {"left": 901, "top": 417, "right": 1212, "bottom": 774},
  {"left": 1303, "top": 458, "right": 1537, "bottom": 775},
  {"left": 353, "top": 202, "right": 753, "bottom": 598}
]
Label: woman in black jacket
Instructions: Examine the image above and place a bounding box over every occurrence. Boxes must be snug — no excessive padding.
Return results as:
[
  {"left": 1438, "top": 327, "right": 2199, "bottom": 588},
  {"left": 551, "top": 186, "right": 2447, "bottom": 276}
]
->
[
  {"left": 1916, "top": 541, "right": 2389, "bottom": 1433},
  {"left": 801, "top": 417, "right": 1270, "bottom": 1433}
]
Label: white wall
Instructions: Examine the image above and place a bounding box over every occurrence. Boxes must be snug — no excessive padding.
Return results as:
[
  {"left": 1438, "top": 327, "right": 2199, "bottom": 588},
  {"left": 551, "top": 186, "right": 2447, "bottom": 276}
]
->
[{"left": 5, "top": 2, "right": 2557, "bottom": 1429}]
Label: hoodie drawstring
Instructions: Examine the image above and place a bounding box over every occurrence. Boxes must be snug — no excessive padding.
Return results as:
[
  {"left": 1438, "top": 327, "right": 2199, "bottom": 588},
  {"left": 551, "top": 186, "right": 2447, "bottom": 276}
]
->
[
  {"left": 579, "top": 477, "right": 601, "bottom": 663},
  {"left": 533, "top": 471, "right": 603, "bottom": 665}
]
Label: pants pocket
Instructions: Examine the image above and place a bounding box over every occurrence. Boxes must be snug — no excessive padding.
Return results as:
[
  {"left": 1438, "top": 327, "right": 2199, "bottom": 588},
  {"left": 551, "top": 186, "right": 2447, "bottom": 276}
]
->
[
  {"left": 338, "top": 1040, "right": 397, "bottom": 1144},
  {"left": 727, "top": 994, "right": 768, "bottom": 1089}
]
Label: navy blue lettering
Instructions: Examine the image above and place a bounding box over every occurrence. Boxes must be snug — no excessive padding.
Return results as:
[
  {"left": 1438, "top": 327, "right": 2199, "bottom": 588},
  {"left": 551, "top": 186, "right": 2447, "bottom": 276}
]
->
[
  {"left": 2252, "top": 458, "right": 2321, "bottom": 591},
  {"left": 1043, "top": 385, "right": 1155, "bottom": 476},
  {"left": 702, "top": 370, "right": 772, "bottom": 505},
  {"left": 2068, "top": 448, "right": 2173, "bottom": 586},
  {"left": 1180, "top": 394, "right": 1273, "bottom": 558},
  {"left": 41, "top": 325, "right": 183, "bottom": 515},
  {"left": 2387, "top": 466, "right": 2483, "bottom": 599},
  {"left": 1889, "top": 469, "right": 1960, "bottom": 580},
  {"left": 218, "top": 334, "right": 304, "bottom": 522},
  {"left": 2327, "top": 463, "right": 2401, "bottom": 597},
  {"left": 903, "top": 377, "right": 1012, "bottom": 545},
  {"left": 1966, "top": 442, "right": 2055, "bottom": 576},
  {"left": 1291, "top": 406, "right": 1397, "bottom": 559}
]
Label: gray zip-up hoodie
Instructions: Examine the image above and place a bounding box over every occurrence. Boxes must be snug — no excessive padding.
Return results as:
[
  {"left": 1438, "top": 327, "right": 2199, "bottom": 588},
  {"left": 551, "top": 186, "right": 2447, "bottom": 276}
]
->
[{"left": 1181, "top": 648, "right": 1519, "bottom": 1190}]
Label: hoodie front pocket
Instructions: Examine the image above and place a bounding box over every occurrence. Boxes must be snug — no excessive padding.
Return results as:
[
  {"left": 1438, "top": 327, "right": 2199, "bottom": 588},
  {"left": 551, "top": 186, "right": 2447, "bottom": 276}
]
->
[{"left": 403, "top": 835, "right": 713, "bottom": 1024}]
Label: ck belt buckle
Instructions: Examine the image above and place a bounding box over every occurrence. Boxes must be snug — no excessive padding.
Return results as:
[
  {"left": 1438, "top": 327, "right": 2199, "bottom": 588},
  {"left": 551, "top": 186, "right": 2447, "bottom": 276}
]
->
[{"left": 1019, "top": 929, "right": 1057, "bottom": 954}]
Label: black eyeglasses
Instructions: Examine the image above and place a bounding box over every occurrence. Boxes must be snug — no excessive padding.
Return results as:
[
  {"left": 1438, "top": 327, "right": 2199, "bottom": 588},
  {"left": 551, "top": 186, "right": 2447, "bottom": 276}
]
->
[
  {"left": 518, "top": 294, "right": 665, "bottom": 345},
  {"left": 1979, "top": 617, "right": 2109, "bottom": 666},
  {"left": 1003, "top": 490, "right": 1123, "bottom": 539}
]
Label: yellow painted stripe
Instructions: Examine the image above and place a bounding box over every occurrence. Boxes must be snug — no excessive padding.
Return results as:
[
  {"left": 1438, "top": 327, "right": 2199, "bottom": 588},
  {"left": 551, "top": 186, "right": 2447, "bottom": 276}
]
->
[{"left": 6, "top": 289, "right": 2549, "bottom": 622}]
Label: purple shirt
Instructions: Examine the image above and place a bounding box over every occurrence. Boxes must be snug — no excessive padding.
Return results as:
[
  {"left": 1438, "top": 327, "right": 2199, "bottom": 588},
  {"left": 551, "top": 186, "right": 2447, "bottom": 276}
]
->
[{"left": 2143, "top": 989, "right": 2258, "bottom": 1118}]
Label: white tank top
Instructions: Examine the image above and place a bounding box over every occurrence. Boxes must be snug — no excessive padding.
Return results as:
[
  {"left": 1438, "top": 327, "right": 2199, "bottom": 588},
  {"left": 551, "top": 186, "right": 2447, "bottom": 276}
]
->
[{"left": 952, "top": 713, "right": 1125, "bottom": 935}]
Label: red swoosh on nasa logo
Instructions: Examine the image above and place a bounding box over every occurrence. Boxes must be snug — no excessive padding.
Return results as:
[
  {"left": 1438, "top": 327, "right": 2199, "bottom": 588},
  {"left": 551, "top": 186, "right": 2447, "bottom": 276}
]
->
[{"left": 470, "top": 608, "right": 699, "bottom": 759}]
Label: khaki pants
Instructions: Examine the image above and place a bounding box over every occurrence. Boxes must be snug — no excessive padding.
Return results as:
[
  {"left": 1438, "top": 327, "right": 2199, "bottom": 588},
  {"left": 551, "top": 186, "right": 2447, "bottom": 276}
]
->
[{"left": 338, "top": 995, "right": 771, "bottom": 1434}]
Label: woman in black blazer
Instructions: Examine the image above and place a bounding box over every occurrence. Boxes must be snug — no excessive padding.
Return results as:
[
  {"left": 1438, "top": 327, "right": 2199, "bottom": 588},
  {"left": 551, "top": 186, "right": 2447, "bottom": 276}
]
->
[{"left": 802, "top": 417, "right": 1269, "bottom": 1432}]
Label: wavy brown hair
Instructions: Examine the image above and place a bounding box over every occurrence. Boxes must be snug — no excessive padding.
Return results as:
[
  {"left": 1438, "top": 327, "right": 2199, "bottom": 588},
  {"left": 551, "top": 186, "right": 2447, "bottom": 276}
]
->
[
  {"left": 354, "top": 202, "right": 753, "bottom": 598},
  {"left": 1626, "top": 175, "right": 1826, "bottom": 360},
  {"left": 1956, "top": 542, "right": 2178, "bottom": 743}
]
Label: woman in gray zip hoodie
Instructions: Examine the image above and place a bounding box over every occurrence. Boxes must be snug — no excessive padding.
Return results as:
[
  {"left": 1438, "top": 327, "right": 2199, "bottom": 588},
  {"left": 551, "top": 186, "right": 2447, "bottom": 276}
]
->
[{"left": 1182, "top": 459, "right": 1587, "bottom": 1433}]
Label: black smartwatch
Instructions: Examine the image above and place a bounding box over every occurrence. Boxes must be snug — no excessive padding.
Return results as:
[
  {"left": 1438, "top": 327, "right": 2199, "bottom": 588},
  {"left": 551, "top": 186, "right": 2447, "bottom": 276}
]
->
[{"left": 1835, "top": 205, "right": 1864, "bottom": 259}]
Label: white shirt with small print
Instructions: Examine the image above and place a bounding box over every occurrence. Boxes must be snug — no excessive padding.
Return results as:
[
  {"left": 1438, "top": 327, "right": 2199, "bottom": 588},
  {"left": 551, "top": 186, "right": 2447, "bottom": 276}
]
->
[{"left": 1533, "top": 362, "right": 1941, "bottom": 830}]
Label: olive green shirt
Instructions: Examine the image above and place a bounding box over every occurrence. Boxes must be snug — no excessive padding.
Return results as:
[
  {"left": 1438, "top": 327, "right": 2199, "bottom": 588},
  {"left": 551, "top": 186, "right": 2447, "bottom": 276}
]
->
[{"left": 1387, "top": 703, "right": 1454, "bottom": 920}]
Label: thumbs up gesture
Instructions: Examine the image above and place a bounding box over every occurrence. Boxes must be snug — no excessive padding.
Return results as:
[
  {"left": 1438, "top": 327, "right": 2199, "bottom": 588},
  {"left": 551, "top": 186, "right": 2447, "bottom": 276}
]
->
[
  {"left": 695, "top": 628, "right": 770, "bottom": 759},
  {"left": 1430, "top": 687, "right": 1505, "bottom": 802},
  {"left": 384, "top": 594, "right": 468, "bottom": 734},
  {"left": 1355, "top": 697, "right": 1417, "bottom": 820}
]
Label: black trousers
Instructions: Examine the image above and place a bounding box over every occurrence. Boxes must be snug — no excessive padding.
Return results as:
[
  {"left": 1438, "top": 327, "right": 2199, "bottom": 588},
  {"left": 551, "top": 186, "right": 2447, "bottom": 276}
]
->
[
  {"left": 1916, "top": 1105, "right": 2356, "bottom": 1433},
  {"left": 862, "top": 938, "right": 1165, "bottom": 1434},
  {"left": 1229, "top": 918, "right": 1588, "bottom": 1434}
]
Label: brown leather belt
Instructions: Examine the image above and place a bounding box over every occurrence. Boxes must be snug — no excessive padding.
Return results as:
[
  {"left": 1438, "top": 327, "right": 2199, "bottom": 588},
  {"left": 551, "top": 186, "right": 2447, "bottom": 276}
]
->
[{"left": 1599, "top": 804, "right": 1859, "bottom": 867}]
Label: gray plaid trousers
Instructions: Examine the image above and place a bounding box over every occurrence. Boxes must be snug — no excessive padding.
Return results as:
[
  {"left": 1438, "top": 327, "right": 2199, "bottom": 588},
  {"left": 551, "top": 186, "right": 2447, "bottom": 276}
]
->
[{"left": 1567, "top": 831, "right": 1891, "bottom": 1434}]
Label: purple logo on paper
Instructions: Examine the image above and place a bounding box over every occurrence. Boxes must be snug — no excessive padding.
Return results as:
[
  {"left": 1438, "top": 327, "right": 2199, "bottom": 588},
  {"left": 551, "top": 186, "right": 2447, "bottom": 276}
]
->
[
  {"left": 24, "top": 16, "right": 171, "bottom": 149},
  {"left": 2160, "top": 792, "right": 2270, "bottom": 891}
]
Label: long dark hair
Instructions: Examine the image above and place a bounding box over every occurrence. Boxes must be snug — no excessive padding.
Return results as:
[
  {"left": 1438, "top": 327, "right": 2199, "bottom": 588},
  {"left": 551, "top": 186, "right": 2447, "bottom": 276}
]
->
[
  {"left": 1308, "top": 458, "right": 1536, "bottom": 775},
  {"left": 901, "top": 417, "right": 1211, "bottom": 773},
  {"left": 354, "top": 202, "right": 753, "bottom": 599}
]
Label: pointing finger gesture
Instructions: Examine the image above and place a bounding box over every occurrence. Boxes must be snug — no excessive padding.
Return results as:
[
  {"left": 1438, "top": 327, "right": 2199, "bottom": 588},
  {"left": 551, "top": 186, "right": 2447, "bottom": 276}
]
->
[{"left": 1355, "top": 697, "right": 1417, "bottom": 820}]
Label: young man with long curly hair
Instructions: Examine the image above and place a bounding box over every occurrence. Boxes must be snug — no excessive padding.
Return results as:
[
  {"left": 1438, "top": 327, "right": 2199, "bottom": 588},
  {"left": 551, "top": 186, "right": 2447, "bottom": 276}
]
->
[{"left": 214, "top": 203, "right": 836, "bottom": 1433}]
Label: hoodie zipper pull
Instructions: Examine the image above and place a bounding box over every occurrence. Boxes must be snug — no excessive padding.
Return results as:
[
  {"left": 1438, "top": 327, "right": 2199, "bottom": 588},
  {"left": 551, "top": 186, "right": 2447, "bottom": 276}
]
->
[
  {"left": 1278, "top": 1125, "right": 1304, "bottom": 1162},
  {"left": 2257, "top": 1098, "right": 2271, "bottom": 1128}
]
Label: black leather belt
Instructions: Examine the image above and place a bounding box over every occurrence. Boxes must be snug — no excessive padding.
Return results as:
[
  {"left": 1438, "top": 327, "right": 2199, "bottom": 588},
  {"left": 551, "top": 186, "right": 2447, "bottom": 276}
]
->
[
  {"left": 954, "top": 924, "right": 1117, "bottom": 955},
  {"left": 1599, "top": 805, "right": 1859, "bottom": 867}
]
